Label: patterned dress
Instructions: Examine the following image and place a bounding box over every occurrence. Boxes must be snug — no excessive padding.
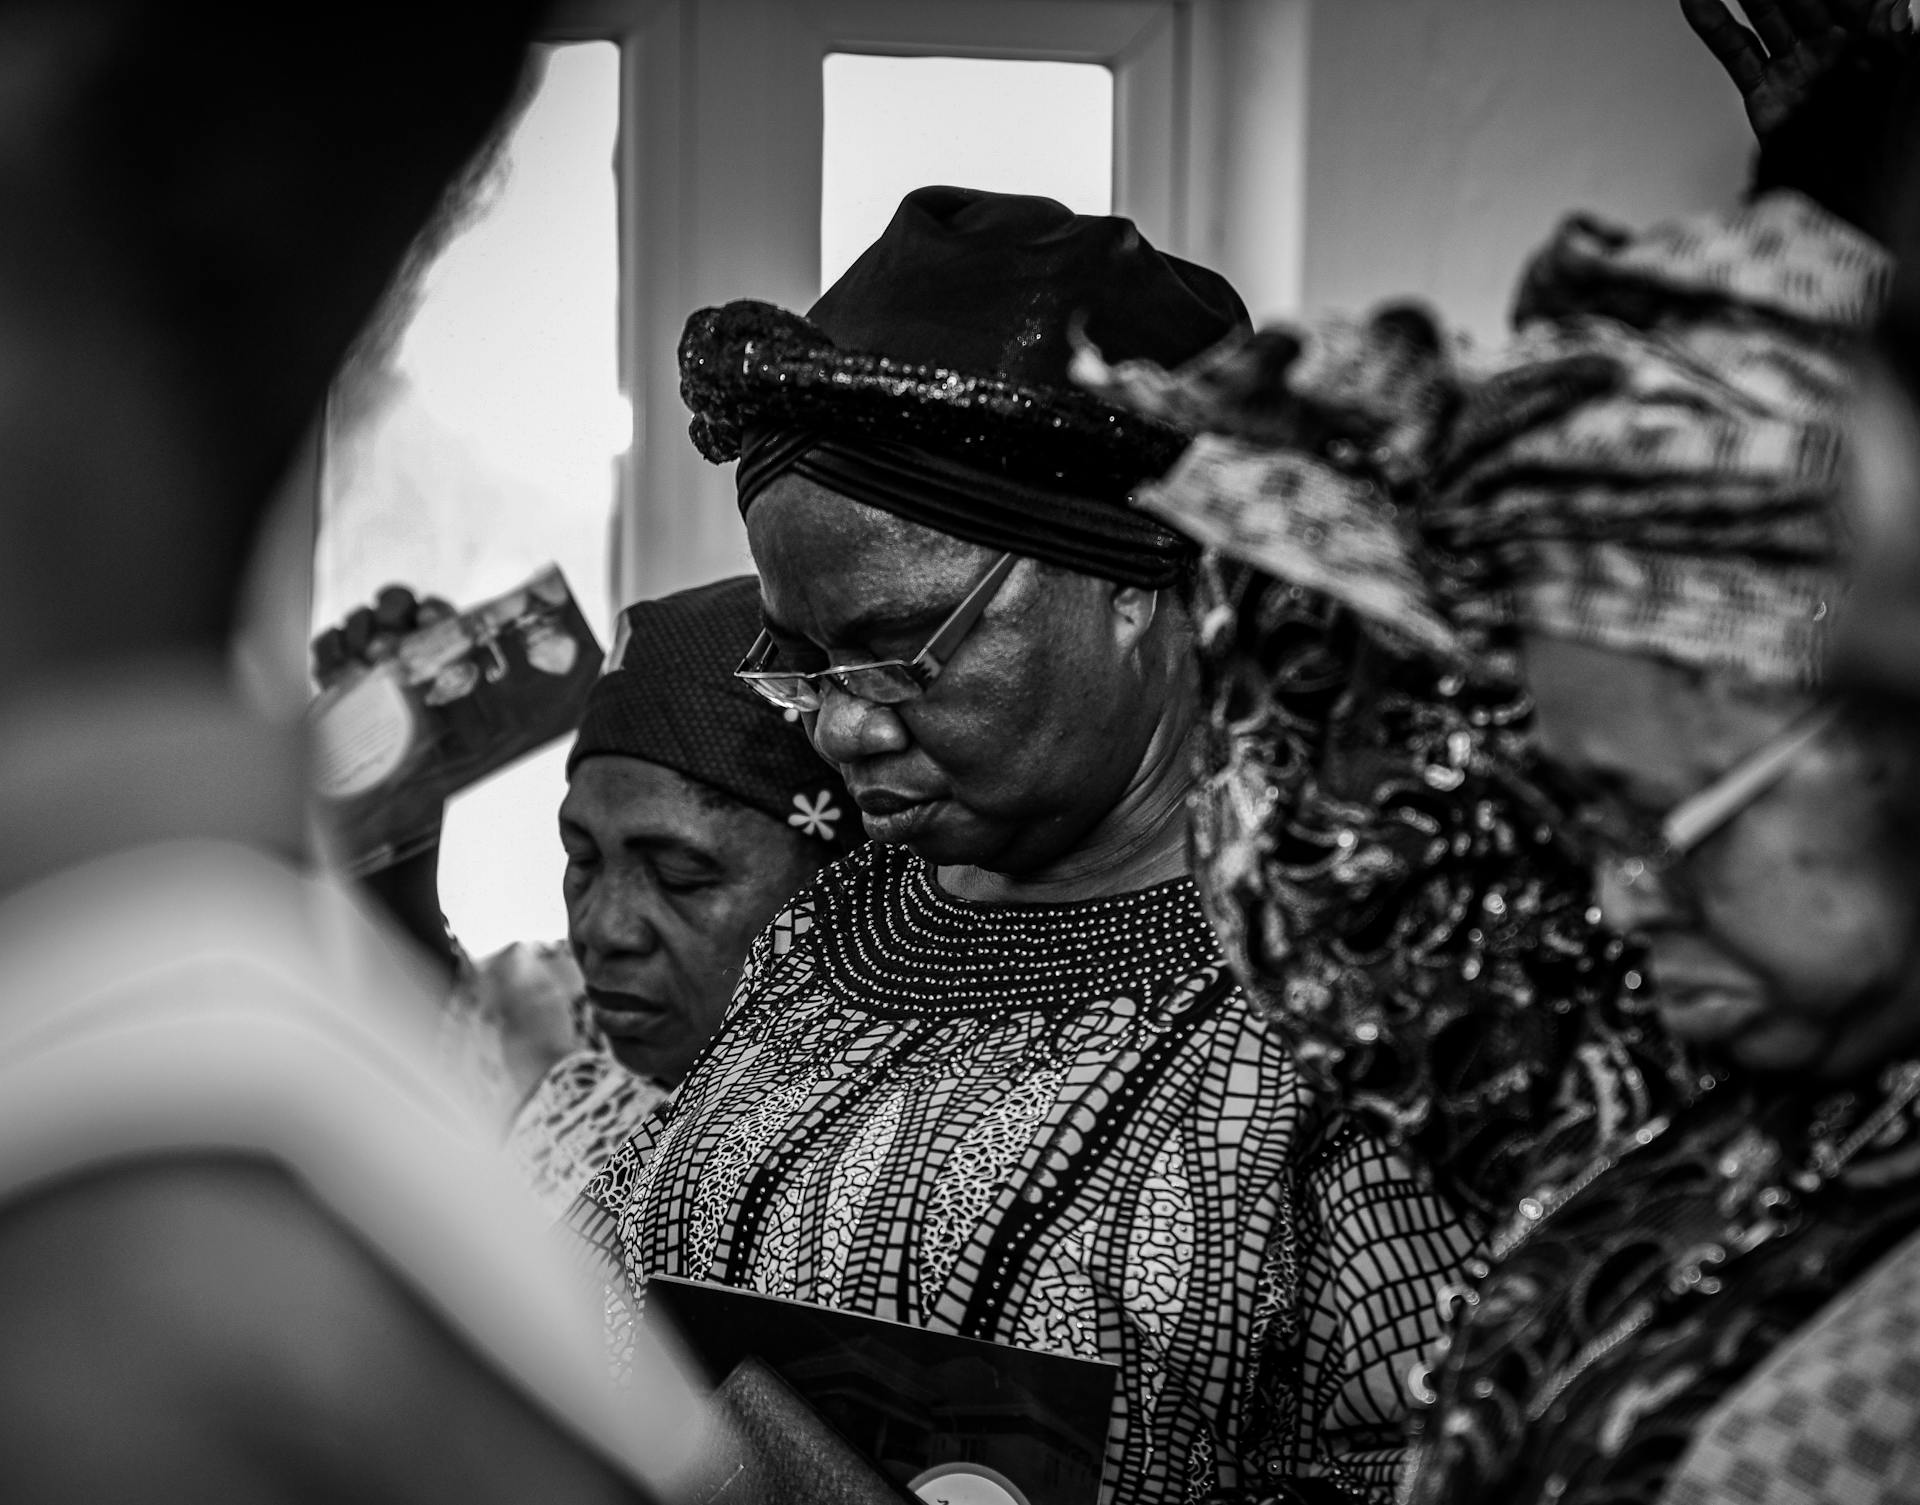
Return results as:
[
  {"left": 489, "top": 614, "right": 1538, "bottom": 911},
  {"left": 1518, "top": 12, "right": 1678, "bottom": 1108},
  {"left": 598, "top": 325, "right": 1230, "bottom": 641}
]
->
[{"left": 569, "top": 842, "right": 1473, "bottom": 1505}]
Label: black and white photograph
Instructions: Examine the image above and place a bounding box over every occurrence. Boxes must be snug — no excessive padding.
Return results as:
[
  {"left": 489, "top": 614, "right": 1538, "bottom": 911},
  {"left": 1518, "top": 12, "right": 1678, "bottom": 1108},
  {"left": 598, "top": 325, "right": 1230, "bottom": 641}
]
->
[{"left": 4, "top": 3, "right": 1920, "bottom": 1504}]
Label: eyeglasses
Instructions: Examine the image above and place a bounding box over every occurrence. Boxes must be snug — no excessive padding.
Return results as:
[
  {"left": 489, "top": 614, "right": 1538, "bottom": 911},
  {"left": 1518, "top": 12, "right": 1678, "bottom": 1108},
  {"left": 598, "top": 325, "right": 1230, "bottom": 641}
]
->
[
  {"left": 734, "top": 551, "right": 1019, "bottom": 713},
  {"left": 1589, "top": 699, "right": 1844, "bottom": 897}
]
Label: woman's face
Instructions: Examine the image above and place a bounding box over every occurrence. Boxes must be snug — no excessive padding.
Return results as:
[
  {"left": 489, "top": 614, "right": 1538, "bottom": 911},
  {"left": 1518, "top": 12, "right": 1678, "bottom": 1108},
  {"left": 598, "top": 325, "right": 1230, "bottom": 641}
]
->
[
  {"left": 1525, "top": 633, "right": 1920, "bottom": 1077},
  {"left": 745, "top": 477, "right": 1160, "bottom": 876},
  {"left": 561, "top": 755, "right": 820, "bottom": 1083}
]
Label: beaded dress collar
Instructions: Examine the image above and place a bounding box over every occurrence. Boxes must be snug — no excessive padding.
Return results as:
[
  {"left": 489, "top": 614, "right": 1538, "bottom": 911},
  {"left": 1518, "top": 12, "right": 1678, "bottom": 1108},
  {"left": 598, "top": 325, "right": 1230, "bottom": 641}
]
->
[{"left": 804, "top": 841, "right": 1227, "bottom": 1019}]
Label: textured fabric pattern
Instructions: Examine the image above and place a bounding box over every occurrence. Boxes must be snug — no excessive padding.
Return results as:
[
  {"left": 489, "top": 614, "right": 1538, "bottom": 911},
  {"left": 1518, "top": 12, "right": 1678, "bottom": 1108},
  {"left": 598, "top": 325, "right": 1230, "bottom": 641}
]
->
[
  {"left": 438, "top": 943, "right": 671, "bottom": 1217},
  {"left": 679, "top": 186, "right": 1248, "bottom": 511},
  {"left": 1178, "top": 563, "right": 1677, "bottom": 1229},
  {"left": 1081, "top": 190, "right": 1905, "bottom": 1505},
  {"left": 1102, "top": 193, "right": 1885, "bottom": 689},
  {"left": 1140, "top": 434, "right": 1464, "bottom": 660},
  {"left": 1403, "top": 1066, "right": 1920, "bottom": 1505},
  {"left": 506, "top": 1048, "right": 669, "bottom": 1219},
  {"left": 1431, "top": 191, "right": 1887, "bottom": 686},
  {"left": 1514, "top": 191, "right": 1893, "bottom": 334},
  {"left": 1663, "top": 1226, "right": 1920, "bottom": 1505},
  {"left": 568, "top": 842, "right": 1474, "bottom": 1505},
  {"left": 568, "top": 574, "right": 855, "bottom": 852}
]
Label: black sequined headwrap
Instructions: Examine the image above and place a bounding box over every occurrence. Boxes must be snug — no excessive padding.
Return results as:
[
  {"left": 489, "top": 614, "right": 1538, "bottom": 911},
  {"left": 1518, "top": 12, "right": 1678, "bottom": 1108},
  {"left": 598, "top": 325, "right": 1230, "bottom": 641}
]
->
[
  {"left": 735, "top": 425, "right": 1194, "bottom": 588},
  {"left": 680, "top": 186, "right": 1250, "bottom": 586}
]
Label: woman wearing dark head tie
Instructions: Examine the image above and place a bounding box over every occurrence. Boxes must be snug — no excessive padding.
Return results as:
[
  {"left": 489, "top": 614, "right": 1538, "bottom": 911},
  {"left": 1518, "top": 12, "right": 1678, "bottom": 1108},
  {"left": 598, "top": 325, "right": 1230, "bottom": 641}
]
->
[
  {"left": 568, "top": 187, "right": 1478, "bottom": 1505},
  {"left": 323, "top": 576, "right": 858, "bottom": 1214}
]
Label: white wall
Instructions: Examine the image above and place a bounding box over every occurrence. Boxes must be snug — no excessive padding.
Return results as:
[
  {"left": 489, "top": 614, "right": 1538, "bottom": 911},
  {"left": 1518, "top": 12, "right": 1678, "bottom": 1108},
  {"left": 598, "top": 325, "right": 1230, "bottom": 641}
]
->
[
  {"left": 597, "top": 0, "right": 1766, "bottom": 597},
  {"left": 1291, "top": 0, "right": 1754, "bottom": 339}
]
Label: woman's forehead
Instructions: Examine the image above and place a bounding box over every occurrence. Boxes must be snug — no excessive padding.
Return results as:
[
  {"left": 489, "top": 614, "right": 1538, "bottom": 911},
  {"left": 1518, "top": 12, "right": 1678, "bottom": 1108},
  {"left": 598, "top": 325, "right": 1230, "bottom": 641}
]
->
[
  {"left": 562, "top": 755, "right": 769, "bottom": 847},
  {"left": 747, "top": 475, "right": 993, "bottom": 627}
]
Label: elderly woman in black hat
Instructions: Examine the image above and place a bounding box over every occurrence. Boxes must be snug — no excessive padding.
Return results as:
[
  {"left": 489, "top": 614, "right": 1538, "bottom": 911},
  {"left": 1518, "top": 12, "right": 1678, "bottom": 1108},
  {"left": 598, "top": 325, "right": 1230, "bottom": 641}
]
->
[
  {"left": 329, "top": 577, "right": 857, "bottom": 1214},
  {"left": 568, "top": 188, "right": 1476, "bottom": 1505}
]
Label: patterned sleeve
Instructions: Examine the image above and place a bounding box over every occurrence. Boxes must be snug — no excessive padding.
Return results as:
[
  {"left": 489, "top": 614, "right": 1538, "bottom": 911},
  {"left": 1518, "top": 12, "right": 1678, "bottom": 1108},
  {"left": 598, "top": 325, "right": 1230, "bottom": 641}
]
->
[
  {"left": 1228, "top": 1118, "right": 1477, "bottom": 1505},
  {"left": 1299, "top": 1123, "right": 1477, "bottom": 1495},
  {"left": 503, "top": 1050, "right": 669, "bottom": 1220}
]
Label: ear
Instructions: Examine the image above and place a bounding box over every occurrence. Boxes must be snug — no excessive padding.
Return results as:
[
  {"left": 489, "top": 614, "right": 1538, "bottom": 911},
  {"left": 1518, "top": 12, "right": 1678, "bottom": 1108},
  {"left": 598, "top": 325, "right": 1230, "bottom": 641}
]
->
[{"left": 1107, "top": 582, "right": 1161, "bottom": 653}]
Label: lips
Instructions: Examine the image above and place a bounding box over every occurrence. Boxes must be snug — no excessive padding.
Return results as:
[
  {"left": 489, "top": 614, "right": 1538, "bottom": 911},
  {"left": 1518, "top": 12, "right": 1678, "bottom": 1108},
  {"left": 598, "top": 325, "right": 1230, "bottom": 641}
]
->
[
  {"left": 1637, "top": 940, "right": 1768, "bottom": 1045},
  {"left": 850, "top": 786, "right": 943, "bottom": 843},
  {"left": 851, "top": 788, "right": 930, "bottom": 815},
  {"left": 1655, "top": 987, "right": 1768, "bottom": 1045},
  {"left": 585, "top": 985, "right": 671, "bottom": 1040}
]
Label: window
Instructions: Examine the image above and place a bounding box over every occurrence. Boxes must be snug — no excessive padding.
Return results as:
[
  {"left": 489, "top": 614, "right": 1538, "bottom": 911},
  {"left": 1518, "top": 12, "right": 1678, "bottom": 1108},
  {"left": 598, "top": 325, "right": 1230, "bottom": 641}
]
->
[
  {"left": 820, "top": 53, "right": 1114, "bottom": 291},
  {"left": 314, "top": 41, "right": 622, "bottom": 954}
]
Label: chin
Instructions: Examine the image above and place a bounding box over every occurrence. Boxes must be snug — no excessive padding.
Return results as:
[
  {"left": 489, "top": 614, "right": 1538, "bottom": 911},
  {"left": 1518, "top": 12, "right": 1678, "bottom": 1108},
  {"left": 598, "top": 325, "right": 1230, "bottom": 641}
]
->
[
  {"left": 608, "top": 1037, "right": 677, "bottom": 1083},
  {"left": 899, "top": 822, "right": 1029, "bottom": 873}
]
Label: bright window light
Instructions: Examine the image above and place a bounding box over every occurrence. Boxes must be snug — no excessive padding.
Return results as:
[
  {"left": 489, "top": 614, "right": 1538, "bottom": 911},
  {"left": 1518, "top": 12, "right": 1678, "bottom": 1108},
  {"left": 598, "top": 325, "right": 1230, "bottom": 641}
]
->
[
  {"left": 821, "top": 53, "right": 1113, "bottom": 292},
  {"left": 315, "top": 41, "right": 621, "bottom": 956}
]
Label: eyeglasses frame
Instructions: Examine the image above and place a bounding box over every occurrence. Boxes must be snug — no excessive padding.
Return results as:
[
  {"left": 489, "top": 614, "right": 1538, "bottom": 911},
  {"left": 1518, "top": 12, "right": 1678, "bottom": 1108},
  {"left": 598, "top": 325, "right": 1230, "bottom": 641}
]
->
[
  {"left": 1601, "top": 698, "right": 1845, "bottom": 895},
  {"left": 734, "top": 550, "right": 1020, "bottom": 712}
]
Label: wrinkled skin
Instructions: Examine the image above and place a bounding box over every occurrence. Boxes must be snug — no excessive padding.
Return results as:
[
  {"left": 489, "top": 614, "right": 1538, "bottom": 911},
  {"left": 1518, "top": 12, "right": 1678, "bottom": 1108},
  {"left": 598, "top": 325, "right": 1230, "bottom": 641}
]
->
[
  {"left": 1525, "top": 632, "right": 1920, "bottom": 1078},
  {"left": 561, "top": 755, "right": 823, "bottom": 1083},
  {"left": 743, "top": 476, "right": 1197, "bottom": 898}
]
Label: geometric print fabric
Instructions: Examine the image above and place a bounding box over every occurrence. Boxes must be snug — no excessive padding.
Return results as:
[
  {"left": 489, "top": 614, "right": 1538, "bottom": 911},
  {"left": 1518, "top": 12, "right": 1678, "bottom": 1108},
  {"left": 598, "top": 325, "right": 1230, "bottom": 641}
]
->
[{"left": 1664, "top": 1227, "right": 1920, "bottom": 1505}]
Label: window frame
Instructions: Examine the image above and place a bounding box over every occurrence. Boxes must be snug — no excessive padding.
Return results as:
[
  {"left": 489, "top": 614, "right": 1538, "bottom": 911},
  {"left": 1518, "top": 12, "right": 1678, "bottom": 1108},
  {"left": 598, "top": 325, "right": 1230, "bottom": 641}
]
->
[{"left": 544, "top": 0, "right": 1215, "bottom": 606}]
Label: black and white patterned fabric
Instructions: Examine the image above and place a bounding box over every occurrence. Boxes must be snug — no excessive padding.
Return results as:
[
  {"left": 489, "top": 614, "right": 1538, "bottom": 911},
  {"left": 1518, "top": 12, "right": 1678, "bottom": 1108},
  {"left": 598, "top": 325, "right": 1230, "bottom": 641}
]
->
[
  {"left": 1664, "top": 1222, "right": 1920, "bottom": 1505},
  {"left": 566, "top": 842, "right": 1475, "bottom": 1505}
]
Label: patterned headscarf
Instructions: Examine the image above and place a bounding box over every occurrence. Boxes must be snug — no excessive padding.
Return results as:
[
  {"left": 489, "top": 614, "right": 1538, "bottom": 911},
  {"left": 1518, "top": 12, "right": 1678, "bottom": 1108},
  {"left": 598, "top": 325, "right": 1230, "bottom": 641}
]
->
[
  {"left": 569, "top": 577, "right": 856, "bottom": 854},
  {"left": 1086, "top": 192, "right": 1890, "bottom": 686},
  {"left": 1429, "top": 190, "right": 1890, "bottom": 687},
  {"left": 1066, "top": 191, "right": 1893, "bottom": 1218},
  {"left": 1080, "top": 191, "right": 1910, "bottom": 1505}
]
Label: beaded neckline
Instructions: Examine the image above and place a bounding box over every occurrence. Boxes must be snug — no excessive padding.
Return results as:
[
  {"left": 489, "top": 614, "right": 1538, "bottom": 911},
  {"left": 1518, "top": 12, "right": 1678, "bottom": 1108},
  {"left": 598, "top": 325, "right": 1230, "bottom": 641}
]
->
[{"left": 807, "top": 842, "right": 1227, "bottom": 1017}]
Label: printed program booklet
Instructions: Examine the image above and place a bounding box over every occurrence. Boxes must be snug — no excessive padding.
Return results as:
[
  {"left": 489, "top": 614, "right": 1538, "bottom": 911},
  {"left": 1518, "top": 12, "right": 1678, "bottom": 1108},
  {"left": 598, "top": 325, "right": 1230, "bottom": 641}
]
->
[
  {"left": 645, "top": 1274, "right": 1116, "bottom": 1505},
  {"left": 310, "top": 564, "right": 602, "bottom": 875}
]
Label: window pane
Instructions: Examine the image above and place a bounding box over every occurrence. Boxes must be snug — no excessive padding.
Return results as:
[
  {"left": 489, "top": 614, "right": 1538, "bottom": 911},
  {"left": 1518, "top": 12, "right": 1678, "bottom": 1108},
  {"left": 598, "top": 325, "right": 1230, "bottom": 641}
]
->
[
  {"left": 315, "top": 41, "right": 622, "bottom": 956},
  {"left": 821, "top": 54, "right": 1113, "bottom": 292}
]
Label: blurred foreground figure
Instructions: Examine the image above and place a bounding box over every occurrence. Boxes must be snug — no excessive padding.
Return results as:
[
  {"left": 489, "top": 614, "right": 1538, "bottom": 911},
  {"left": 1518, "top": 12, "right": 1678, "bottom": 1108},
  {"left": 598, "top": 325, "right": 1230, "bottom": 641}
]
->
[{"left": 0, "top": 5, "right": 710, "bottom": 1502}]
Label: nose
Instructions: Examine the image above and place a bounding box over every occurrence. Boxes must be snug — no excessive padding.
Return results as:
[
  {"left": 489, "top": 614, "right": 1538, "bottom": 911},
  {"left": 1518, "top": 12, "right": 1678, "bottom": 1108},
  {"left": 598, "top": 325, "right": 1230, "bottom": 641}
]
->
[
  {"left": 809, "top": 680, "right": 910, "bottom": 765},
  {"left": 569, "top": 869, "right": 661, "bottom": 965},
  {"left": 1594, "top": 853, "right": 1690, "bottom": 936}
]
